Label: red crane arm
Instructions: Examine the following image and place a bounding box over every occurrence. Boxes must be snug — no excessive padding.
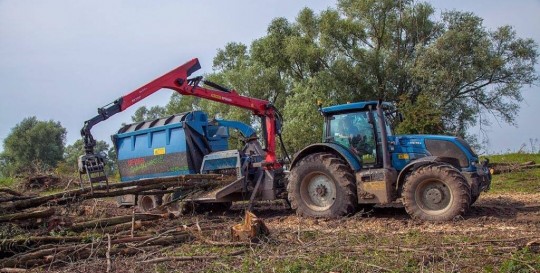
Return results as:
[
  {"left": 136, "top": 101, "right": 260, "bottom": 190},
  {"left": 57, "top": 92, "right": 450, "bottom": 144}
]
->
[
  {"left": 82, "top": 58, "right": 280, "bottom": 169},
  {"left": 121, "top": 58, "right": 270, "bottom": 115}
]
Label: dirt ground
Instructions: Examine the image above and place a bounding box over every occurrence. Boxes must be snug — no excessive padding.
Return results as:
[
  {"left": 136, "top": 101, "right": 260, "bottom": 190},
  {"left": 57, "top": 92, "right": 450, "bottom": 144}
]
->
[{"left": 37, "top": 191, "right": 539, "bottom": 273}]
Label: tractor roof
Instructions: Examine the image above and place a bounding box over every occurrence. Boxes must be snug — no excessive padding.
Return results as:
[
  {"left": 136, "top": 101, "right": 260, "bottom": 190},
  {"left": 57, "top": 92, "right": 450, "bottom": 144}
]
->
[{"left": 321, "top": 101, "right": 392, "bottom": 115}]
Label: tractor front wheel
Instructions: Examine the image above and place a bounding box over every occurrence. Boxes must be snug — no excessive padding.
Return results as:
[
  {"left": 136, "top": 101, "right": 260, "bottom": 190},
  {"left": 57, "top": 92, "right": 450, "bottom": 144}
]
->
[
  {"left": 287, "top": 153, "right": 357, "bottom": 218},
  {"left": 403, "top": 163, "right": 471, "bottom": 221}
]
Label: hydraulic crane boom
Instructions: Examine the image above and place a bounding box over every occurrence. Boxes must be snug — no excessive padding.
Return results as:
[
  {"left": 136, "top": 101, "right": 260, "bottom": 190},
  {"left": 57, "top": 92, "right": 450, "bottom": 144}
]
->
[{"left": 81, "top": 58, "right": 281, "bottom": 169}]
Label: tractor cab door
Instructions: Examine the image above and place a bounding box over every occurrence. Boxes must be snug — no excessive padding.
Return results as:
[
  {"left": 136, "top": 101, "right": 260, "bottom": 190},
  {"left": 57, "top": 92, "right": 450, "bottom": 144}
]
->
[{"left": 328, "top": 111, "right": 377, "bottom": 166}]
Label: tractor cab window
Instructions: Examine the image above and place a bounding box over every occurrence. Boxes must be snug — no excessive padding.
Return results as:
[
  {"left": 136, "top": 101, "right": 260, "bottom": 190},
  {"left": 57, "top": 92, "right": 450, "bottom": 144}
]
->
[{"left": 329, "top": 112, "right": 376, "bottom": 165}]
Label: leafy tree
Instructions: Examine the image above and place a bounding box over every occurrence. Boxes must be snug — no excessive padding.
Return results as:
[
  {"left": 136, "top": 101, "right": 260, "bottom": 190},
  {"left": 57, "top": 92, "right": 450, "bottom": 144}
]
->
[
  {"left": 62, "top": 139, "right": 116, "bottom": 174},
  {"left": 0, "top": 117, "right": 66, "bottom": 175},
  {"left": 0, "top": 154, "right": 10, "bottom": 178},
  {"left": 123, "top": 105, "right": 168, "bottom": 129},
  {"left": 165, "top": 93, "right": 200, "bottom": 116},
  {"left": 130, "top": 105, "right": 167, "bottom": 123},
  {"left": 395, "top": 94, "right": 444, "bottom": 135},
  {"left": 118, "top": 1, "right": 536, "bottom": 155},
  {"left": 412, "top": 13, "right": 538, "bottom": 137},
  {"left": 201, "top": 0, "right": 537, "bottom": 154}
]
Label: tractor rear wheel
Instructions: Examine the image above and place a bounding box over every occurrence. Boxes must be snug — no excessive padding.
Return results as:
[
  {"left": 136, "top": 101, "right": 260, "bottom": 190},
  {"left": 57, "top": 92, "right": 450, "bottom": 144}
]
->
[
  {"left": 287, "top": 153, "right": 357, "bottom": 218},
  {"left": 403, "top": 163, "right": 471, "bottom": 221}
]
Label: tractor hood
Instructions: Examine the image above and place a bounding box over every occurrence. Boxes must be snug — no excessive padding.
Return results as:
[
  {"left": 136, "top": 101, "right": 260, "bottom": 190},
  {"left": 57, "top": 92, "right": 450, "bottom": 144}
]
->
[{"left": 390, "top": 134, "right": 479, "bottom": 171}]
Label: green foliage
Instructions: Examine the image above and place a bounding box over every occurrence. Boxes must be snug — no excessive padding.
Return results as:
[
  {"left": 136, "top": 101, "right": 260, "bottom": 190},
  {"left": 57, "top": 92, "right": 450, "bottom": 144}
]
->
[
  {"left": 165, "top": 93, "right": 198, "bottom": 115},
  {"left": 1, "top": 117, "right": 66, "bottom": 176},
  {"left": 113, "top": 1, "right": 537, "bottom": 156},
  {"left": 0, "top": 177, "right": 17, "bottom": 188},
  {"left": 282, "top": 80, "right": 330, "bottom": 152},
  {"left": 395, "top": 94, "right": 444, "bottom": 135},
  {"left": 488, "top": 153, "right": 540, "bottom": 193},
  {"left": 412, "top": 12, "right": 538, "bottom": 136},
  {"left": 491, "top": 168, "right": 540, "bottom": 193},
  {"left": 488, "top": 153, "right": 540, "bottom": 164},
  {"left": 498, "top": 247, "right": 540, "bottom": 272},
  {"left": 194, "top": 0, "right": 537, "bottom": 154},
  {"left": 62, "top": 139, "right": 117, "bottom": 175},
  {"left": 130, "top": 105, "right": 167, "bottom": 123}
]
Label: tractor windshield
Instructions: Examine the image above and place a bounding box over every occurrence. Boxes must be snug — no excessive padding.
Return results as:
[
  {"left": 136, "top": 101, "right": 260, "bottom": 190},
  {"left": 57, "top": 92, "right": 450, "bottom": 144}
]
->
[{"left": 329, "top": 112, "right": 377, "bottom": 164}]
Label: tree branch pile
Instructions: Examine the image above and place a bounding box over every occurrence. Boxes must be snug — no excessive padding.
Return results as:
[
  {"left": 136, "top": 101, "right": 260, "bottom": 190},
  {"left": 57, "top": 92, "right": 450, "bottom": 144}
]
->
[
  {"left": 0, "top": 227, "right": 193, "bottom": 269},
  {"left": 0, "top": 174, "right": 226, "bottom": 212},
  {"left": 0, "top": 174, "right": 243, "bottom": 270}
]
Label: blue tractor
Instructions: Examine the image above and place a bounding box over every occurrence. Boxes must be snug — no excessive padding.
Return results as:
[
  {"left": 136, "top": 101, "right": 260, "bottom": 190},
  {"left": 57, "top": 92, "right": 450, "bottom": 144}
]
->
[{"left": 287, "top": 101, "right": 491, "bottom": 221}]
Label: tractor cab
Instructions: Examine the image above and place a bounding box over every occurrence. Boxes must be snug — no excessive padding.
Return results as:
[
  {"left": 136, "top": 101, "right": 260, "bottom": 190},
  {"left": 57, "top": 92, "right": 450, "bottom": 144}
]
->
[{"left": 322, "top": 101, "right": 393, "bottom": 168}]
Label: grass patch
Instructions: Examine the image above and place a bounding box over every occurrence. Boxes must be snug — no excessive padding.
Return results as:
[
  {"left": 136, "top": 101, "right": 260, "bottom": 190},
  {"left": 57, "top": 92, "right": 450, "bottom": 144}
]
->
[
  {"left": 0, "top": 177, "right": 17, "bottom": 188},
  {"left": 487, "top": 153, "right": 540, "bottom": 194},
  {"left": 39, "top": 187, "right": 68, "bottom": 196},
  {"left": 496, "top": 247, "right": 540, "bottom": 272},
  {"left": 491, "top": 168, "right": 540, "bottom": 193},
  {"left": 487, "top": 153, "right": 540, "bottom": 164}
]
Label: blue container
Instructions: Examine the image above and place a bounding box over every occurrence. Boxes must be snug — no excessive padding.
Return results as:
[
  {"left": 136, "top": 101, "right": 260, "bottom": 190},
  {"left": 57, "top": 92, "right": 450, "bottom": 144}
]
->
[{"left": 112, "top": 111, "right": 229, "bottom": 182}]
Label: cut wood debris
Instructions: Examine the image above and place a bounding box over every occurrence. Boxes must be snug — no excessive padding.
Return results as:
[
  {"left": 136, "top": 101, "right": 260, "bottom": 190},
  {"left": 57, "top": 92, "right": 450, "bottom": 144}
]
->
[{"left": 0, "top": 174, "right": 262, "bottom": 270}]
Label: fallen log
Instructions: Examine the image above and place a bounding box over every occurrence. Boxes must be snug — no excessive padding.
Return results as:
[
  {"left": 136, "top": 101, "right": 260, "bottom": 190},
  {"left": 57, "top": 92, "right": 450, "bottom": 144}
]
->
[
  {"left": 70, "top": 213, "right": 164, "bottom": 232},
  {"left": 0, "top": 236, "right": 86, "bottom": 258},
  {"left": 0, "top": 189, "right": 23, "bottom": 197},
  {"left": 0, "top": 208, "right": 55, "bottom": 223},
  {"left": 1, "top": 174, "right": 227, "bottom": 212},
  {"left": 0, "top": 189, "right": 33, "bottom": 203},
  {"left": 0, "top": 234, "right": 191, "bottom": 268},
  {"left": 140, "top": 255, "right": 220, "bottom": 264},
  {"left": 100, "top": 220, "right": 154, "bottom": 234},
  {"left": 140, "top": 250, "right": 246, "bottom": 264},
  {"left": 0, "top": 236, "right": 84, "bottom": 247},
  {"left": 0, "top": 245, "right": 76, "bottom": 268},
  {"left": 0, "top": 268, "right": 27, "bottom": 273},
  {"left": 0, "top": 196, "right": 35, "bottom": 203},
  {"left": 490, "top": 161, "right": 539, "bottom": 175}
]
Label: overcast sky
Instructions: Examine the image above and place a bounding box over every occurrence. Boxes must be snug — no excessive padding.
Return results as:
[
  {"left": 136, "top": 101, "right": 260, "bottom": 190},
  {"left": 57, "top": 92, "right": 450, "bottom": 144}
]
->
[{"left": 0, "top": 0, "right": 538, "bottom": 155}]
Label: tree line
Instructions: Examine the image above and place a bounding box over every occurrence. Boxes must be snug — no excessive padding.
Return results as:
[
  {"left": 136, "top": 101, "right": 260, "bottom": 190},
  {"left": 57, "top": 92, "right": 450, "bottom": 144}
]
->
[
  {"left": 1, "top": 0, "right": 537, "bottom": 177},
  {"left": 0, "top": 117, "right": 115, "bottom": 177},
  {"left": 134, "top": 0, "right": 538, "bottom": 152}
]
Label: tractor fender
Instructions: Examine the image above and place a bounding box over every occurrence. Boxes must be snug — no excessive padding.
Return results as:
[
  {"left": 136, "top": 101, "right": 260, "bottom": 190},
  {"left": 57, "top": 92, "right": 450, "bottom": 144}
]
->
[
  {"left": 396, "top": 156, "right": 462, "bottom": 190},
  {"left": 290, "top": 143, "right": 362, "bottom": 172}
]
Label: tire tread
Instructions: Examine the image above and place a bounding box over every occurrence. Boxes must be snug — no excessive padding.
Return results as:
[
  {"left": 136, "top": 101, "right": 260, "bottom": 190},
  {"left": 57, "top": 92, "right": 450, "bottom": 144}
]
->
[{"left": 402, "top": 163, "right": 471, "bottom": 221}]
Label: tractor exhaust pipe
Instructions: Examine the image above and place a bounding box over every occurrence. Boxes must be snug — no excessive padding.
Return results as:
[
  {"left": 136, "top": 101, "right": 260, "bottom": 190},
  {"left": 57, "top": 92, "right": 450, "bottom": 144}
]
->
[{"left": 376, "top": 100, "right": 391, "bottom": 169}]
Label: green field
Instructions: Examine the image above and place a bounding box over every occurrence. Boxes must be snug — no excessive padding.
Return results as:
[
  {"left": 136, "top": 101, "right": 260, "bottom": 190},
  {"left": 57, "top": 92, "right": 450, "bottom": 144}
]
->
[{"left": 488, "top": 153, "right": 540, "bottom": 193}]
